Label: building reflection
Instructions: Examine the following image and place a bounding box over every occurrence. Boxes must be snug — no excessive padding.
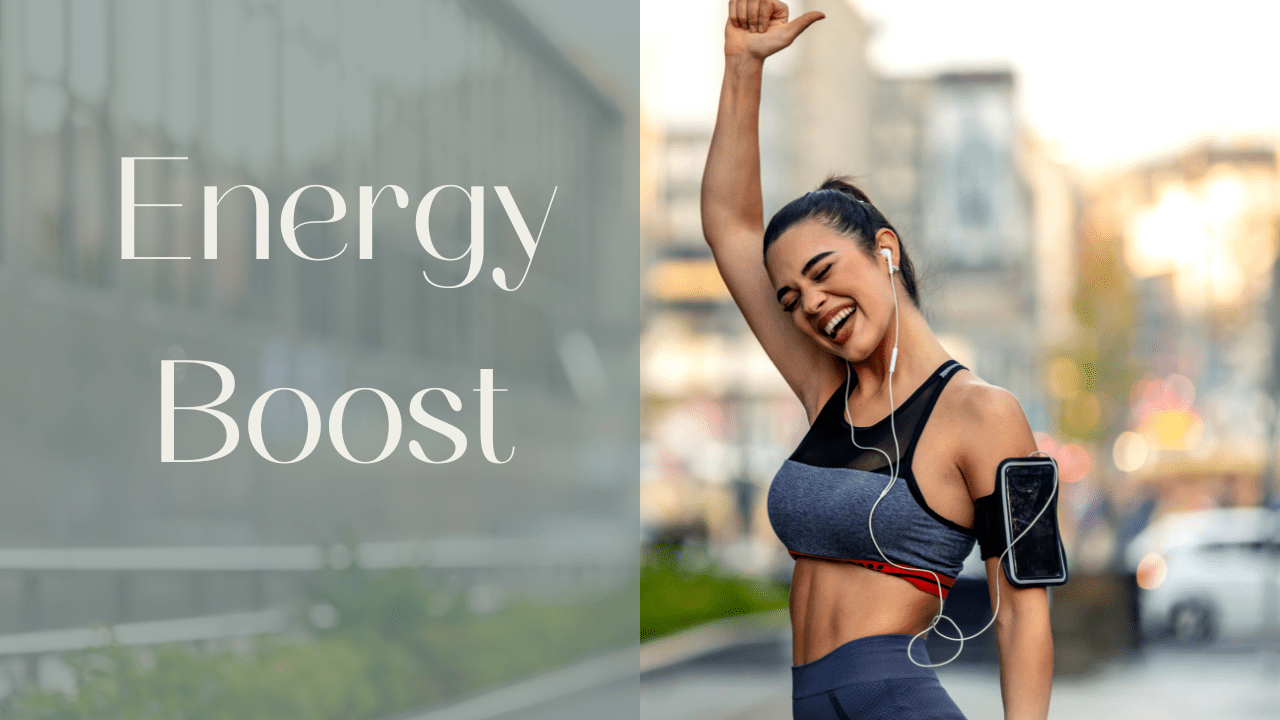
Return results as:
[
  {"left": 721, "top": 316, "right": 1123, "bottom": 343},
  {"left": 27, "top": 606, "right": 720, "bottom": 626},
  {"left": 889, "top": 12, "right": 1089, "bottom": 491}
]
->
[{"left": 0, "top": 0, "right": 638, "bottom": 704}]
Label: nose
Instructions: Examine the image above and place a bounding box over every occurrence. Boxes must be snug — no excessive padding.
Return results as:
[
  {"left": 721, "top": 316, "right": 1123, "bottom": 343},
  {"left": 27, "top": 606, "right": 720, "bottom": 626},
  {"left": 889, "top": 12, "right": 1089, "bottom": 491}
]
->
[{"left": 801, "top": 287, "right": 827, "bottom": 315}]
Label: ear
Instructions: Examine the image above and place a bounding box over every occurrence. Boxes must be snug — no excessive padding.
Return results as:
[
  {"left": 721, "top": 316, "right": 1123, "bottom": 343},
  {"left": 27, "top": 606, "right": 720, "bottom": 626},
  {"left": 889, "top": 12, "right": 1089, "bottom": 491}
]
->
[{"left": 874, "top": 228, "right": 900, "bottom": 267}]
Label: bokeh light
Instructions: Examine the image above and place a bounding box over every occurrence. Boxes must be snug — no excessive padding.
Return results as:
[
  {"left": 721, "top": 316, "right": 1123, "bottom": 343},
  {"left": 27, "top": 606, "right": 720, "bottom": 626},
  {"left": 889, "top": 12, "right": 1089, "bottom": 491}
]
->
[
  {"left": 1112, "top": 431, "right": 1149, "bottom": 473},
  {"left": 1126, "top": 183, "right": 1253, "bottom": 312},
  {"left": 1128, "top": 188, "right": 1208, "bottom": 279},
  {"left": 1033, "top": 432, "right": 1057, "bottom": 456},
  {"left": 1136, "top": 553, "right": 1168, "bottom": 590},
  {"left": 1067, "top": 393, "right": 1102, "bottom": 430},
  {"left": 1146, "top": 409, "right": 1203, "bottom": 451},
  {"left": 1057, "top": 443, "right": 1091, "bottom": 483}
]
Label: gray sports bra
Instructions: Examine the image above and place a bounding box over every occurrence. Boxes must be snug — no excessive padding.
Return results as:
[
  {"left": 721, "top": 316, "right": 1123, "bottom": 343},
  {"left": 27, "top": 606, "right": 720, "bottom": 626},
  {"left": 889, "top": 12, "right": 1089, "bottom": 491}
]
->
[{"left": 766, "top": 359, "right": 976, "bottom": 598}]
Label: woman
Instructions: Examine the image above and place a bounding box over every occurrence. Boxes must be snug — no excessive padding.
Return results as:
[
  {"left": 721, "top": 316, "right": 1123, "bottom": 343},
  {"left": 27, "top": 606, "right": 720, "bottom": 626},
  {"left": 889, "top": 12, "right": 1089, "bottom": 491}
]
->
[{"left": 700, "top": 2, "right": 1053, "bottom": 718}]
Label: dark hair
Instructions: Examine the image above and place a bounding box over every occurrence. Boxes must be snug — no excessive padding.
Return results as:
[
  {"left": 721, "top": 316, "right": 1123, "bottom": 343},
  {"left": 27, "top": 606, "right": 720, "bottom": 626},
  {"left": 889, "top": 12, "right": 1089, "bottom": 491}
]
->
[{"left": 762, "top": 176, "right": 920, "bottom": 306}]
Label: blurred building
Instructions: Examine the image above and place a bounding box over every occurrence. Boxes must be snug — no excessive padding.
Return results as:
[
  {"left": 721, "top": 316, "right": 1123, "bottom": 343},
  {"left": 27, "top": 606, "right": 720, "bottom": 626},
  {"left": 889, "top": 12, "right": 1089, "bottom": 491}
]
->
[
  {"left": 864, "top": 68, "right": 1102, "bottom": 566},
  {"left": 764, "top": 0, "right": 874, "bottom": 204},
  {"left": 641, "top": 120, "right": 805, "bottom": 573},
  {"left": 0, "top": 0, "right": 635, "bottom": 637},
  {"left": 866, "top": 71, "right": 1054, "bottom": 426},
  {"left": 1085, "top": 142, "right": 1280, "bottom": 516}
]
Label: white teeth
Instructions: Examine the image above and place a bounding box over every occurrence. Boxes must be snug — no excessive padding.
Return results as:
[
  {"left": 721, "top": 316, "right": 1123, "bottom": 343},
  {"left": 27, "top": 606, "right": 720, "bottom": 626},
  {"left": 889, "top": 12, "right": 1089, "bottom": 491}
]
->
[{"left": 823, "top": 306, "right": 853, "bottom": 336}]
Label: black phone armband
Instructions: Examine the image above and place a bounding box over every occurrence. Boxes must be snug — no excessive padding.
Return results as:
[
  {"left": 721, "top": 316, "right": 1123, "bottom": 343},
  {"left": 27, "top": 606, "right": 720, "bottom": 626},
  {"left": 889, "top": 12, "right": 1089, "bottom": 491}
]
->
[
  {"left": 973, "top": 492, "right": 1008, "bottom": 560},
  {"left": 972, "top": 457, "right": 1069, "bottom": 588}
]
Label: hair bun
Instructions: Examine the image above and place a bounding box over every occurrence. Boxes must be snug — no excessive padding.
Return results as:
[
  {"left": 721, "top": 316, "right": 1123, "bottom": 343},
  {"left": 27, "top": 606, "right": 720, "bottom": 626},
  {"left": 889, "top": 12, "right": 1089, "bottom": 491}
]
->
[
  {"left": 818, "top": 175, "right": 872, "bottom": 205},
  {"left": 764, "top": 172, "right": 919, "bottom": 307}
]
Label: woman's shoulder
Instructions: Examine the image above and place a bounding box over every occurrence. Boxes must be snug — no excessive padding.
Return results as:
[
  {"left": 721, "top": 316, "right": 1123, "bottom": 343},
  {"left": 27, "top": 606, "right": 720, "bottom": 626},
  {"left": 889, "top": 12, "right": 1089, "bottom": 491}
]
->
[
  {"left": 935, "top": 367, "right": 1038, "bottom": 496},
  {"left": 940, "top": 368, "right": 1028, "bottom": 431}
]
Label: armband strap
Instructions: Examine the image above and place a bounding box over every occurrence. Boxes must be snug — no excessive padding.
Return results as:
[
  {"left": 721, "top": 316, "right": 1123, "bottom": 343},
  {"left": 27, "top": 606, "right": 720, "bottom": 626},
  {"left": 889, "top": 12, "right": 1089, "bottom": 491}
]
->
[{"left": 972, "top": 491, "right": 1006, "bottom": 560}]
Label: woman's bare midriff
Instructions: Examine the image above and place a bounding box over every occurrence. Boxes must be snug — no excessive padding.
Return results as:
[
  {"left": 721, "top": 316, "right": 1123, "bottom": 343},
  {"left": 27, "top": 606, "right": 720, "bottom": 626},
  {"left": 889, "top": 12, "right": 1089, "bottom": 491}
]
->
[
  {"left": 789, "top": 556, "right": 944, "bottom": 665},
  {"left": 786, "top": 368, "right": 977, "bottom": 665}
]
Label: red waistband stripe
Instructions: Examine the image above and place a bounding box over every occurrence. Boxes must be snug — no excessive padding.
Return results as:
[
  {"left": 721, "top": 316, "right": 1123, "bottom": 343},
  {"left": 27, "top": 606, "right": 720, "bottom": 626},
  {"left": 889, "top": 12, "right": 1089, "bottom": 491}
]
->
[{"left": 788, "top": 551, "right": 957, "bottom": 599}]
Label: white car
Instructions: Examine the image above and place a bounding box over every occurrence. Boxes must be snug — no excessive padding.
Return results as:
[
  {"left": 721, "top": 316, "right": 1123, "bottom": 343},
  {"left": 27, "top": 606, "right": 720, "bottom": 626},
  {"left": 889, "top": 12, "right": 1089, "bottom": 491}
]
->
[{"left": 1125, "top": 508, "right": 1280, "bottom": 643}]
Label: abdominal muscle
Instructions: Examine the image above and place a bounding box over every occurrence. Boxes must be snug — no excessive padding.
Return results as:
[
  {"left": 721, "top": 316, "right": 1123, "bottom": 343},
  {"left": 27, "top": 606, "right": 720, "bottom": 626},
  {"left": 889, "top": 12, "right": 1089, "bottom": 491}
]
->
[{"left": 789, "top": 556, "right": 943, "bottom": 665}]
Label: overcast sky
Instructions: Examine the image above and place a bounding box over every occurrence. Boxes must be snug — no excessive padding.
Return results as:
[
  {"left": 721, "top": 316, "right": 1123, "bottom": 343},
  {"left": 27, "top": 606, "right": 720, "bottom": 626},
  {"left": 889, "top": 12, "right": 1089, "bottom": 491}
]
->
[
  {"left": 855, "top": 0, "right": 1280, "bottom": 170},
  {"left": 627, "top": 0, "right": 1280, "bottom": 171}
]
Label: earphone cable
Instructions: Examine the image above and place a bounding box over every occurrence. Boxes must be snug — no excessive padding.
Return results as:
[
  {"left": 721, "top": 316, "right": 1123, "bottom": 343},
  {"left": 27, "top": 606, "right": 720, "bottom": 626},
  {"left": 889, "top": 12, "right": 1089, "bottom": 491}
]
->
[{"left": 847, "top": 254, "right": 1060, "bottom": 668}]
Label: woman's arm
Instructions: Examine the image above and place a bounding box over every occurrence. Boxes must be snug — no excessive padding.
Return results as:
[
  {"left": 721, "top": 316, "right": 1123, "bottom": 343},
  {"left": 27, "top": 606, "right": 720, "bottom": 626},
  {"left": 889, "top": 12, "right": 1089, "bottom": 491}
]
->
[
  {"left": 985, "top": 562, "right": 1053, "bottom": 720},
  {"left": 956, "top": 383, "right": 1054, "bottom": 720},
  {"left": 700, "top": 1, "right": 837, "bottom": 418}
]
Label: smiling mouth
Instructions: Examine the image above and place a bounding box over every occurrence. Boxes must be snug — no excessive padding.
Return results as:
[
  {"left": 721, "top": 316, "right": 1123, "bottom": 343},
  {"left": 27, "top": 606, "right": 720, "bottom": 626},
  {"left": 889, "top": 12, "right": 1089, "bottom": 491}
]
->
[{"left": 821, "top": 306, "right": 855, "bottom": 338}]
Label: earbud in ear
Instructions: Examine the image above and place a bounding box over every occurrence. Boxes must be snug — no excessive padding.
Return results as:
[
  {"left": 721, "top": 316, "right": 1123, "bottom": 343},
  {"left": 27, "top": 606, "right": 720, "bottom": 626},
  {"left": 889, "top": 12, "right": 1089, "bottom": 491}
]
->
[{"left": 880, "top": 248, "right": 896, "bottom": 274}]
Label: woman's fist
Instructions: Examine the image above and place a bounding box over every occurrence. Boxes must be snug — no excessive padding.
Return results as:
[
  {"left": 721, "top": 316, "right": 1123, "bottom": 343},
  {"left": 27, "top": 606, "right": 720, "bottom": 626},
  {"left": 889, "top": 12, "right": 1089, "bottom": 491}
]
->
[{"left": 725, "top": 0, "right": 824, "bottom": 59}]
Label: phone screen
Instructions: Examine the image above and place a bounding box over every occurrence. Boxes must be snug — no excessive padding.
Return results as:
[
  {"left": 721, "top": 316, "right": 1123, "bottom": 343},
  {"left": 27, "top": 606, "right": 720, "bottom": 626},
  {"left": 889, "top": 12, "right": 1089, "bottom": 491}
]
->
[{"left": 1004, "top": 463, "right": 1065, "bottom": 582}]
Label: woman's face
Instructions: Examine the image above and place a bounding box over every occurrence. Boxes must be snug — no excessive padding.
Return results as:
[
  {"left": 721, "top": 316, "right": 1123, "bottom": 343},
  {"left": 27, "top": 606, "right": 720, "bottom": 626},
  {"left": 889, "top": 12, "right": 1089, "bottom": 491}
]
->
[{"left": 765, "top": 219, "right": 897, "bottom": 362}]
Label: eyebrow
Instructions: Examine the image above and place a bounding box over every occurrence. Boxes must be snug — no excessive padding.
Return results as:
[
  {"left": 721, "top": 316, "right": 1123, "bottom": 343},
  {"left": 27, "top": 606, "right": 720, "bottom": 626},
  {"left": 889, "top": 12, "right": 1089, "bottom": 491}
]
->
[{"left": 775, "top": 251, "right": 836, "bottom": 303}]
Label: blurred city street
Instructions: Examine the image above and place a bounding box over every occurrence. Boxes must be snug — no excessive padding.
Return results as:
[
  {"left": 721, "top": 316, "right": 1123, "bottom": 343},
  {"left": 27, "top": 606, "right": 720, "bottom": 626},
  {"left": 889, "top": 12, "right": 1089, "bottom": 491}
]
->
[
  {"left": 640, "top": 0, "right": 1280, "bottom": 715},
  {"left": 641, "top": 637, "right": 1280, "bottom": 720}
]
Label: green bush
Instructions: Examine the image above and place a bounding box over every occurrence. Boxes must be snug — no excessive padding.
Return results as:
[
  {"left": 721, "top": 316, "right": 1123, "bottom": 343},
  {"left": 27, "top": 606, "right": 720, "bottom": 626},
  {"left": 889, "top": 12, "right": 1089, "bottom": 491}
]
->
[
  {"left": 5, "top": 565, "right": 636, "bottom": 720},
  {"left": 4, "top": 549, "right": 790, "bottom": 717},
  {"left": 640, "top": 549, "right": 789, "bottom": 641}
]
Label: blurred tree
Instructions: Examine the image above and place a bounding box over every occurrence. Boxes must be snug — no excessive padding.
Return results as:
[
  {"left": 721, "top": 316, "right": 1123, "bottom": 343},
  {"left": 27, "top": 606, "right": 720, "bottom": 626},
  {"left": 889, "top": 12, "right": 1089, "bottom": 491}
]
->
[
  {"left": 1057, "top": 215, "right": 1141, "bottom": 445},
  {"left": 1262, "top": 227, "right": 1280, "bottom": 508}
]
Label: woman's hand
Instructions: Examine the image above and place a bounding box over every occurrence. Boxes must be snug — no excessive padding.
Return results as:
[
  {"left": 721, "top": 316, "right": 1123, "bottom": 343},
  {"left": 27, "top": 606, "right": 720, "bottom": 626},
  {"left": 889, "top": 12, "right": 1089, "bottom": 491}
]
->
[{"left": 724, "top": 0, "right": 824, "bottom": 60}]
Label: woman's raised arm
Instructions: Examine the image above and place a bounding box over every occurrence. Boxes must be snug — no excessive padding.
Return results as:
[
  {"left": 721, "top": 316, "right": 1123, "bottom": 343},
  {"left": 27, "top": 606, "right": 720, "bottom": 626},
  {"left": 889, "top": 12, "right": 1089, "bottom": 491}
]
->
[{"left": 700, "top": 1, "right": 834, "bottom": 416}]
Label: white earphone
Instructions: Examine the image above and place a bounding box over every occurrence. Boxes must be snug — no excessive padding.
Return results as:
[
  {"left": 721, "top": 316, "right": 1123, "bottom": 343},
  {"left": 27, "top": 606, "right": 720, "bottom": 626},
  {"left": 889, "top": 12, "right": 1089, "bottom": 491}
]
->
[
  {"left": 879, "top": 248, "right": 899, "bottom": 372},
  {"left": 845, "top": 244, "right": 1060, "bottom": 667}
]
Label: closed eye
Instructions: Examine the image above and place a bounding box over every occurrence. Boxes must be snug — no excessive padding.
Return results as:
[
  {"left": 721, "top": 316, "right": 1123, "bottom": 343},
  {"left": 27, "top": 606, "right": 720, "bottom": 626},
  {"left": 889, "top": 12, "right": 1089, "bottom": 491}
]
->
[{"left": 779, "top": 260, "right": 834, "bottom": 313}]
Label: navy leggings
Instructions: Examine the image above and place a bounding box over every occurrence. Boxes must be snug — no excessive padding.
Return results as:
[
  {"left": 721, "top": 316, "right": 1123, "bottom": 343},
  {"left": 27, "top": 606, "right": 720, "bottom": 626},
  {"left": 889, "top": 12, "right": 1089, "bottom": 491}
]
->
[{"left": 791, "top": 633, "right": 968, "bottom": 719}]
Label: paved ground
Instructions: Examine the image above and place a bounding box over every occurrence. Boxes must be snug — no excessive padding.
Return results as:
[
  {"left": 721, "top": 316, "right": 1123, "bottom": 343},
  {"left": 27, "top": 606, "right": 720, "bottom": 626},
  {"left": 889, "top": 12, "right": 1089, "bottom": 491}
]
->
[
  {"left": 941, "top": 647, "right": 1280, "bottom": 720},
  {"left": 401, "top": 618, "right": 1280, "bottom": 719},
  {"left": 641, "top": 640, "right": 1280, "bottom": 720},
  {"left": 642, "top": 665, "right": 791, "bottom": 720}
]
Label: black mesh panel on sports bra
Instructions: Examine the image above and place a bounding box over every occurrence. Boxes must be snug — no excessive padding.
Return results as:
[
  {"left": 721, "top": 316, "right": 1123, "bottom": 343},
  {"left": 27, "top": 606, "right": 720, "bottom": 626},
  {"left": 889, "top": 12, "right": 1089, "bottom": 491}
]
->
[{"left": 790, "top": 360, "right": 964, "bottom": 481}]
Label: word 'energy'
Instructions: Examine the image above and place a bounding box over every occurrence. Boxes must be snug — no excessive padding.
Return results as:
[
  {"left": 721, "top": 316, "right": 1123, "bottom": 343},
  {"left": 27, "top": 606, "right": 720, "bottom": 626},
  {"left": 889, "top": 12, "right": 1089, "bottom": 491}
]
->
[{"left": 121, "top": 157, "right": 556, "bottom": 291}]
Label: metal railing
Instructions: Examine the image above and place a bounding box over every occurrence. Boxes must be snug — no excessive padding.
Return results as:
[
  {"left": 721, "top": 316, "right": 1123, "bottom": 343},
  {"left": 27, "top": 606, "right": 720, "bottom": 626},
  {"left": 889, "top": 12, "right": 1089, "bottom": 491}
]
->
[{"left": 0, "top": 535, "right": 636, "bottom": 657}]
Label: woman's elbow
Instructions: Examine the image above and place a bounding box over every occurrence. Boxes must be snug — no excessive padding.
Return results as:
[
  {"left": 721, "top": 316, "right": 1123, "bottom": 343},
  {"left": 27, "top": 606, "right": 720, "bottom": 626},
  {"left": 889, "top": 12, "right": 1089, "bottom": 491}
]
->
[{"left": 995, "top": 586, "right": 1051, "bottom": 628}]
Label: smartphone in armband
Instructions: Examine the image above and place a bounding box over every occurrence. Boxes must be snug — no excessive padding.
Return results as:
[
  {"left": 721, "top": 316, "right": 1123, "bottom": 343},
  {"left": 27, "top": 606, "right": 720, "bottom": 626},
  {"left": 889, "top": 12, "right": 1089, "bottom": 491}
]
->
[{"left": 973, "top": 457, "right": 1069, "bottom": 588}]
